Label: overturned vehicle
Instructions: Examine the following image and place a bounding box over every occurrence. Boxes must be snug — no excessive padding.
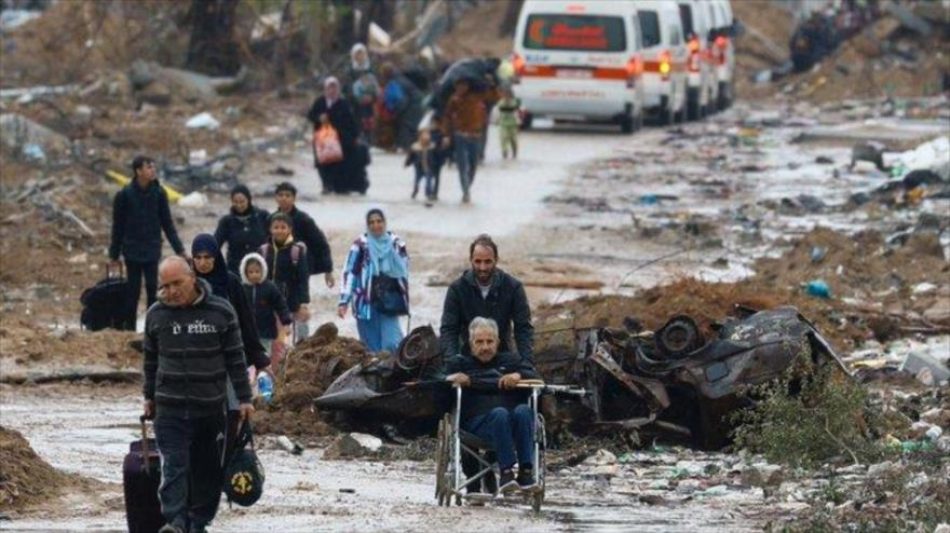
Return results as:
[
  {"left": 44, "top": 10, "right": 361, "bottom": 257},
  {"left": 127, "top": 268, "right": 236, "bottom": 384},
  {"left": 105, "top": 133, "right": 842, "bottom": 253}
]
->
[{"left": 314, "top": 307, "right": 849, "bottom": 449}]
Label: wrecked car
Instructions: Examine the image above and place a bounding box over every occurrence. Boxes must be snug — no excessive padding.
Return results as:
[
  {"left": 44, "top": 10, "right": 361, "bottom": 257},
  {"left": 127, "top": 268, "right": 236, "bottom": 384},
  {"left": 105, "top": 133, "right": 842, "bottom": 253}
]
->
[
  {"left": 539, "top": 306, "right": 851, "bottom": 448},
  {"left": 315, "top": 307, "right": 849, "bottom": 449}
]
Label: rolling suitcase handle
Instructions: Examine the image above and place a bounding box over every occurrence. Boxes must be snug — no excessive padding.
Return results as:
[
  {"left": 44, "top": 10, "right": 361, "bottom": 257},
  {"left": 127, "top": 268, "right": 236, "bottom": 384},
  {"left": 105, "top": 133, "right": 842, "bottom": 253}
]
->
[
  {"left": 139, "top": 415, "right": 155, "bottom": 474},
  {"left": 107, "top": 262, "right": 126, "bottom": 280}
]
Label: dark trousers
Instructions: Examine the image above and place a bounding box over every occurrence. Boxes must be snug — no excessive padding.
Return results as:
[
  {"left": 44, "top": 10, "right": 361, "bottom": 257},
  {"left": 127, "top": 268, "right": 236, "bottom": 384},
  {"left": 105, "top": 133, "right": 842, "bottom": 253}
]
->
[
  {"left": 412, "top": 167, "right": 435, "bottom": 198},
  {"left": 453, "top": 134, "right": 480, "bottom": 195},
  {"left": 155, "top": 411, "right": 226, "bottom": 531},
  {"left": 462, "top": 405, "right": 534, "bottom": 470},
  {"left": 124, "top": 259, "right": 158, "bottom": 331}
]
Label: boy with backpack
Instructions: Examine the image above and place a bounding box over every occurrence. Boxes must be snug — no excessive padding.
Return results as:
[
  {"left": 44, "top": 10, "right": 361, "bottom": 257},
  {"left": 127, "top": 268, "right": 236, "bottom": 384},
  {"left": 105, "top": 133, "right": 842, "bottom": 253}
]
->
[
  {"left": 259, "top": 213, "right": 310, "bottom": 344},
  {"left": 240, "top": 252, "right": 293, "bottom": 370}
]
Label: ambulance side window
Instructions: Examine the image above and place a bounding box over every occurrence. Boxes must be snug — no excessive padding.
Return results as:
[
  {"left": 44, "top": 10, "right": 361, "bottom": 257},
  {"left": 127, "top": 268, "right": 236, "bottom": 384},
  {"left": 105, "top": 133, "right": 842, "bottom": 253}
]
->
[
  {"left": 639, "top": 11, "right": 660, "bottom": 48},
  {"left": 670, "top": 25, "right": 682, "bottom": 46}
]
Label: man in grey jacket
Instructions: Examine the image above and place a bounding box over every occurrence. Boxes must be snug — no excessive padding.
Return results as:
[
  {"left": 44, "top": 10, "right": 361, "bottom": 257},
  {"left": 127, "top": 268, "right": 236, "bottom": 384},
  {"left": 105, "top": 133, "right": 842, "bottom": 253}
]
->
[{"left": 143, "top": 256, "right": 254, "bottom": 533}]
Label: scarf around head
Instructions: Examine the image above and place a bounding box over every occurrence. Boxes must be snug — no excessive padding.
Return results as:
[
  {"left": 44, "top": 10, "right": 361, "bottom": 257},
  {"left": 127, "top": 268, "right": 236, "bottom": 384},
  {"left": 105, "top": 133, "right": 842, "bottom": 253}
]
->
[
  {"left": 230, "top": 184, "right": 255, "bottom": 217},
  {"left": 191, "top": 233, "right": 230, "bottom": 298},
  {"left": 368, "top": 232, "right": 407, "bottom": 279}
]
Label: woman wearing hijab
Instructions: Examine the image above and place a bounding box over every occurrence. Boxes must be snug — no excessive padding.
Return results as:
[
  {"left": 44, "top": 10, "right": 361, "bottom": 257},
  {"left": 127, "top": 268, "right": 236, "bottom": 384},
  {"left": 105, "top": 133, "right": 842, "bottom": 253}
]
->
[
  {"left": 214, "top": 184, "right": 270, "bottom": 274},
  {"left": 347, "top": 43, "right": 379, "bottom": 144},
  {"left": 307, "top": 76, "right": 363, "bottom": 195},
  {"left": 191, "top": 233, "right": 270, "bottom": 371},
  {"left": 337, "top": 209, "right": 409, "bottom": 352}
]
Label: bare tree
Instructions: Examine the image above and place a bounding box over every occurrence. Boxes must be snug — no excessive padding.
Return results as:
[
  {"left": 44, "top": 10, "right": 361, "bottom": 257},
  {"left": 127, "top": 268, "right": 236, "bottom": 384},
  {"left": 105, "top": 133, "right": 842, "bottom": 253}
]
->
[{"left": 186, "top": 0, "right": 241, "bottom": 76}]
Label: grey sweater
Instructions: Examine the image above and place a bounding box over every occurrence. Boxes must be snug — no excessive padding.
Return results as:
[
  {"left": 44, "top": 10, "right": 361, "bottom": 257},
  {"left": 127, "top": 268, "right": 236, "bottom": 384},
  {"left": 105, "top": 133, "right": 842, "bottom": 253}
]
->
[{"left": 143, "top": 278, "right": 252, "bottom": 418}]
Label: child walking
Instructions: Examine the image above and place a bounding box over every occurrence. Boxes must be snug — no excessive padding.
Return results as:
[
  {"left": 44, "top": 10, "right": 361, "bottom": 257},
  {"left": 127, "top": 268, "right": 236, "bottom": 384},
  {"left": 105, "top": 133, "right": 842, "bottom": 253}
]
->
[
  {"left": 404, "top": 128, "right": 438, "bottom": 204},
  {"left": 497, "top": 87, "right": 521, "bottom": 159},
  {"left": 240, "top": 253, "right": 293, "bottom": 372},
  {"left": 258, "top": 212, "right": 310, "bottom": 344}
]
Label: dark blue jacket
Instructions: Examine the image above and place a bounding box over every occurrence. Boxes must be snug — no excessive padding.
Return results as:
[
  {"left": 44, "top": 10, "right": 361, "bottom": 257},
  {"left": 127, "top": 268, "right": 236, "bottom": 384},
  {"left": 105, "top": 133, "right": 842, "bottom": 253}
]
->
[
  {"left": 259, "top": 239, "right": 310, "bottom": 313},
  {"left": 109, "top": 180, "right": 184, "bottom": 263},
  {"left": 443, "top": 351, "right": 539, "bottom": 422},
  {"left": 214, "top": 206, "right": 270, "bottom": 274},
  {"left": 243, "top": 280, "right": 292, "bottom": 340}
]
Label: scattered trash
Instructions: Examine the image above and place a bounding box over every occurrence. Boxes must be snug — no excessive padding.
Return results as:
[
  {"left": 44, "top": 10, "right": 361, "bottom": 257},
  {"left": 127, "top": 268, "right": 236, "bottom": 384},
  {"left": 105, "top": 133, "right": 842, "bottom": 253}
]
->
[
  {"left": 805, "top": 279, "right": 831, "bottom": 299},
  {"left": 809, "top": 246, "right": 827, "bottom": 263},
  {"left": 276, "top": 435, "right": 303, "bottom": 455},
  {"left": 177, "top": 191, "right": 208, "bottom": 208},
  {"left": 185, "top": 112, "right": 220, "bottom": 130},
  {"left": 900, "top": 351, "right": 950, "bottom": 385}
]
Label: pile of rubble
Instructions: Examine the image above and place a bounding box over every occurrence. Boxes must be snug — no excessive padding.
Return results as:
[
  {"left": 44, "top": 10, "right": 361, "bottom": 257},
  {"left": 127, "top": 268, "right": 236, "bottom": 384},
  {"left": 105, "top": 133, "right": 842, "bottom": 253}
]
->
[
  {"left": 0, "top": 426, "right": 78, "bottom": 512},
  {"left": 734, "top": 0, "right": 949, "bottom": 103},
  {"left": 254, "top": 323, "right": 367, "bottom": 438}
]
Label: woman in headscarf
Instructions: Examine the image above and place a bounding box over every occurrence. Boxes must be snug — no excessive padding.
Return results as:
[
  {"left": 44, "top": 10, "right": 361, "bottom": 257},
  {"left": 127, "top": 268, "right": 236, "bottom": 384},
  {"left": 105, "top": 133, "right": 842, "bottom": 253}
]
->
[
  {"left": 214, "top": 184, "right": 270, "bottom": 275},
  {"left": 191, "top": 233, "right": 269, "bottom": 371},
  {"left": 347, "top": 43, "right": 379, "bottom": 144},
  {"left": 307, "top": 76, "right": 363, "bottom": 194},
  {"left": 337, "top": 209, "right": 409, "bottom": 352}
]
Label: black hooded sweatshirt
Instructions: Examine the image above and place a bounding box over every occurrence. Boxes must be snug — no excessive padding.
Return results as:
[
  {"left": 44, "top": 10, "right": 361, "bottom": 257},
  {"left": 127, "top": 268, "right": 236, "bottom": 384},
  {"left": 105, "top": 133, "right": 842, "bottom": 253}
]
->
[{"left": 214, "top": 187, "right": 270, "bottom": 274}]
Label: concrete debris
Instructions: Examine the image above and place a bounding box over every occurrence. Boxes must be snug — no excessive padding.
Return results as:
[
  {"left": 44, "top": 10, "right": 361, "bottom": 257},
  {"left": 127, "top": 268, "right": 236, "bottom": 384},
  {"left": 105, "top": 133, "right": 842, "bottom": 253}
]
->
[
  {"left": 582, "top": 449, "right": 618, "bottom": 467},
  {"left": 900, "top": 351, "right": 950, "bottom": 385},
  {"left": 741, "top": 464, "right": 785, "bottom": 487},
  {"left": 324, "top": 432, "right": 383, "bottom": 459},
  {"left": 185, "top": 112, "right": 220, "bottom": 130}
]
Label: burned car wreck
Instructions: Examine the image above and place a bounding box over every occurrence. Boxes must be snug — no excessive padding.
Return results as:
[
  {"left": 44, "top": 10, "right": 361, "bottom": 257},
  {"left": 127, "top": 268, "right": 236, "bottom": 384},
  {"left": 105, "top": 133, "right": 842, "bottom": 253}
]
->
[{"left": 314, "top": 307, "right": 849, "bottom": 449}]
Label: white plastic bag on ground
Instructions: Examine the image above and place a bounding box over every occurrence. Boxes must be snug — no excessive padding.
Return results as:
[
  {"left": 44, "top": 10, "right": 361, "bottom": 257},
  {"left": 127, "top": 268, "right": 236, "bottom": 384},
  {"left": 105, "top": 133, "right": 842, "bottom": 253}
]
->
[{"left": 185, "top": 112, "right": 220, "bottom": 130}]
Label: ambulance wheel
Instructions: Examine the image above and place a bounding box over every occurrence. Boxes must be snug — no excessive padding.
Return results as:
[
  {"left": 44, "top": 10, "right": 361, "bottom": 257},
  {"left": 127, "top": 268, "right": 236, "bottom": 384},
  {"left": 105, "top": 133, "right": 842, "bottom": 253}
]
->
[
  {"left": 520, "top": 113, "right": 533, "bottom": 131},
  {"left": 620, "top": 114, "right": 635, "bottom": 134},
  {"left": 687, "top": 88, "right": 701, "bottom": 121}
]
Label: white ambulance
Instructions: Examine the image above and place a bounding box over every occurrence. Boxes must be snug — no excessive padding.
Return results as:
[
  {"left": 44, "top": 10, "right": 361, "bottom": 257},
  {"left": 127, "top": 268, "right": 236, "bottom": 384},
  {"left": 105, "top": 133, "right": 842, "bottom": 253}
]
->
[
  {"left": 677, "top": 0, "right": 718, "bottom": 119},
  {"left": 634, "top": 0, "right": 690, "bottom": 124},
  {"left": 512, "top": 0, "right": 646, "bottom": 133}
]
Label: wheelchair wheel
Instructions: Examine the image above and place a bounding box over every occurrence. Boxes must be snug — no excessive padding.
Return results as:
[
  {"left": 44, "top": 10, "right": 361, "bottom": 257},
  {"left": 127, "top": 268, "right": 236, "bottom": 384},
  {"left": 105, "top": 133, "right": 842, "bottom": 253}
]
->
[
  {"left": 532, "top": 413, "right": 547, "bottom": 514},
  {"left": 435, "top": 413, "right": 452, "bottom": 506}
]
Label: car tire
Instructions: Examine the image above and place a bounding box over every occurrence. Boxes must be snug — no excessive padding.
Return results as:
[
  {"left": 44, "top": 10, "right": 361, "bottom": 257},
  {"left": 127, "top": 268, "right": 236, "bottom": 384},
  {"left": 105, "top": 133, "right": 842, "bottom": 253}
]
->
[
  {"left": 520, "top": 112, "right": 533, "bottom": 131},
  {"left": 686, "top": 88, "right": 701, "bottom": 121},
  {"left": 717, "top": 81, "right": 733, "bottom": 110},
  {"left": 620, "top": 114, "right": 635, "bottom": 134}
]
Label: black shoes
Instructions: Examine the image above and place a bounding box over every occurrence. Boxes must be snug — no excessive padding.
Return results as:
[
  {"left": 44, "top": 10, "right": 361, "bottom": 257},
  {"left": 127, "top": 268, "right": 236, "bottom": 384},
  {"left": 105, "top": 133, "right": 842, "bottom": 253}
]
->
[
  {"left": 498, "top": 469, "right": 519, "bottom": 494},
  {"left": 517, "top": 466, "right": 538, "bottom": 492}
]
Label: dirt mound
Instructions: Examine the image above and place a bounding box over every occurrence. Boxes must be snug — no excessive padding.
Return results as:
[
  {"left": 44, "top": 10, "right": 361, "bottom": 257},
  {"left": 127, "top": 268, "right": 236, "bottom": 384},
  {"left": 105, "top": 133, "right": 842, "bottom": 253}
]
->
[
  {"left": 0, "top": 316, "right": 141, "bottom": 373},
  {"left": 0, "top": 426, "right": 74, "bottom": 512},
  {"left": 437, "top": 1, "right": 514, "bottom": 60},
  {"left": 254, "top": 323, "right": 367, "bottom": 437},
  {"left": 537, "top": 227, "right": 948, "bottom": 355},
  {"left": 755, "top": 227, "right": 949, "bottom": 322},
  {"left": 733, "top": 0, "right": 795, "bottom": 100}
]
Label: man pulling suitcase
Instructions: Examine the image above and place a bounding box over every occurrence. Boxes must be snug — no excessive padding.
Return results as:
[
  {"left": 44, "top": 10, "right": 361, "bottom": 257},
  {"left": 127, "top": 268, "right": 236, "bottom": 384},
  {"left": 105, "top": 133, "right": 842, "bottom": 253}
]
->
[{"left": 142, "top": 256, "right": 254, "bottom": 533}]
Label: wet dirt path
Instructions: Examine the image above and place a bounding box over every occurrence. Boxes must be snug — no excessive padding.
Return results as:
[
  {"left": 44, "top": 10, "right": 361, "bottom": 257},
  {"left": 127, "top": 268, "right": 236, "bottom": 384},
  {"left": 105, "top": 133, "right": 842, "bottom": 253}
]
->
[{"left": 1, "top": 114, "right": 774, "bottom": 531}]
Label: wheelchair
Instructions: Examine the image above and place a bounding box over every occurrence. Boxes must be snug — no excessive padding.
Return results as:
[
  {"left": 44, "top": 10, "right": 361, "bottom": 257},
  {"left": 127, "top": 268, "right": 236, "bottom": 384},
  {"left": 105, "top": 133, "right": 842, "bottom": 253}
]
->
[{"left": 434, "top": 380, "right": 581, "bottom": 513}]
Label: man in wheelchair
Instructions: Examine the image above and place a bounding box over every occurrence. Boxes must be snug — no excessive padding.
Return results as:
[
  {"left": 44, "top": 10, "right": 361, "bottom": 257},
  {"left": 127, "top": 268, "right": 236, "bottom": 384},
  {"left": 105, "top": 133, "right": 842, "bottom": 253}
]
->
[{"left": 444, "top": 317, "right": 540, "bottom": 493}]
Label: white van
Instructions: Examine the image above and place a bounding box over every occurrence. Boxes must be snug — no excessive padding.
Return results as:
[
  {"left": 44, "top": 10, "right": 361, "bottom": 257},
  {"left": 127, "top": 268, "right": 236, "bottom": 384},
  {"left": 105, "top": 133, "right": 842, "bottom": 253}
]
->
[
  {"left": 634, "top": 0, "right": 690, "bottom": 124},
  {"left": 512, "top": 0, "right": 646, "bottom": 133},
  {"left": 706, "top": 0, "right": 736, "bottom": 109},
  {"left": 677, "top": 0, "right": 718, "bottom": 119}
]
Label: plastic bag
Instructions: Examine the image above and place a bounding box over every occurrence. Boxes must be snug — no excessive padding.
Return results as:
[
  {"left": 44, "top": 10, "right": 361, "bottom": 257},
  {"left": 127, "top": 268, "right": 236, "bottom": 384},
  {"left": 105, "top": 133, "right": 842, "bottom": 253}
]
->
[{"left": 313, "top": 124, "right": 343, "bottom": 165}]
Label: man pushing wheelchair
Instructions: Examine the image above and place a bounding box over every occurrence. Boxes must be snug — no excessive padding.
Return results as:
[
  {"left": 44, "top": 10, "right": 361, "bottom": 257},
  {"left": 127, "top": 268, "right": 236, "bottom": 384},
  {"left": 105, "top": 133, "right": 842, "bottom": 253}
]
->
[{"left": 443, "top": 317, "right": 541, "bottom": 494}]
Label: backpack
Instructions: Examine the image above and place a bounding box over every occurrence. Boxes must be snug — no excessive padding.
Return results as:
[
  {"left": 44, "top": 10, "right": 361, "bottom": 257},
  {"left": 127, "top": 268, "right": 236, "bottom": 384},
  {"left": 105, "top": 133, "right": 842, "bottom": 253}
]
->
[
  {"left": 384, "top": 80, "right": 407, "bottom": 113},
  {"left": 259, "top": 242, "right": 306, "bottom": 271}
]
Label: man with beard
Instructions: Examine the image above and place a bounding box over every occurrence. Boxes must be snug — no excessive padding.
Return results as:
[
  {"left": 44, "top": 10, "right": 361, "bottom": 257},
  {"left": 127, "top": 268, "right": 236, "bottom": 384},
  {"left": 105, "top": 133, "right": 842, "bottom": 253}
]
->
[{"left": 439, "top": 234, "right": 533, "bottom": 363}]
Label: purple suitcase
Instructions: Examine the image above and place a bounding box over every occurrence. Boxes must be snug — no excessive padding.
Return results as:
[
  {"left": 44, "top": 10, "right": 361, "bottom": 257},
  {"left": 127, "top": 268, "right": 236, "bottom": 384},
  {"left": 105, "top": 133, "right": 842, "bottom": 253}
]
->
[{"left": 122, "top": 416, "right": 164, "bottom": 533}]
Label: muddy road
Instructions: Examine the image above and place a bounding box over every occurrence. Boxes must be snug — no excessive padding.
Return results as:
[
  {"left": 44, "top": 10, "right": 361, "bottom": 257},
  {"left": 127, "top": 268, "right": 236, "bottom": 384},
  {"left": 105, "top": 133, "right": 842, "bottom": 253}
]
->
[{"left": 3, "top": 99, "right": 948, "bottom": 531}]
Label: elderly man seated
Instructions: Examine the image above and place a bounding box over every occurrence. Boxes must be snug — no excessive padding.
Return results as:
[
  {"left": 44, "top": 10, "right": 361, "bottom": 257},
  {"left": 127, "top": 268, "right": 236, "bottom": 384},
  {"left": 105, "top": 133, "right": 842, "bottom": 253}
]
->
[{"left": 444, "top": 317, "right": 540, "bottom": 493}]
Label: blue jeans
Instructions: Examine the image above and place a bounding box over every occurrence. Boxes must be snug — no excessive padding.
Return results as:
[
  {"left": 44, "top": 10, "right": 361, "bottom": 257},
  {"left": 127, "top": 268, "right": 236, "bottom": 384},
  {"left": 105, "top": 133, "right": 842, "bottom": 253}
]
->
[
  {"left": 357, "top": 312, "right": 403, "bottom": 353},
  {"left": 453, "top": 134, "right": 480, "bottom": 194},
  {"left": 154, "top": 411, "right": 226, "bottom": 531},
  {"left": 462, "top": 404, "right": 534, "bottom": 470}
]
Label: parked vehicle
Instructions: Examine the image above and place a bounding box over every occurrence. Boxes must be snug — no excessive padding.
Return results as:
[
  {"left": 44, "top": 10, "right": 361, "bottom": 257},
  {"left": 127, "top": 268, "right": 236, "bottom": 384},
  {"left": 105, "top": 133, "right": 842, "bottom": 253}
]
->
[
  {"left": 677, "top": 0, "right": 718, "bottom": 120},
  {"left": 511, "top": 0, "right": 646, "bottom": 133},
  {"left": 634, "top": 0, "right": 690, "bottom": 124},
  {"left": 706, "top": 0, "right": 736, "bottom": 110}
]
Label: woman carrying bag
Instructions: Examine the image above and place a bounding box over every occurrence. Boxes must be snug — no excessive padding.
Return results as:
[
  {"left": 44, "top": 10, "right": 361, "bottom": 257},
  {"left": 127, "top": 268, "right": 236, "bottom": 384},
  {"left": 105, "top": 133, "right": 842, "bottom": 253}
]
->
[
  {"left": 307, "top": 76, "right": 363, "bottom": 194},
  {"left": 337, "top": 209, "right": 409, "bottom": 352}
]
